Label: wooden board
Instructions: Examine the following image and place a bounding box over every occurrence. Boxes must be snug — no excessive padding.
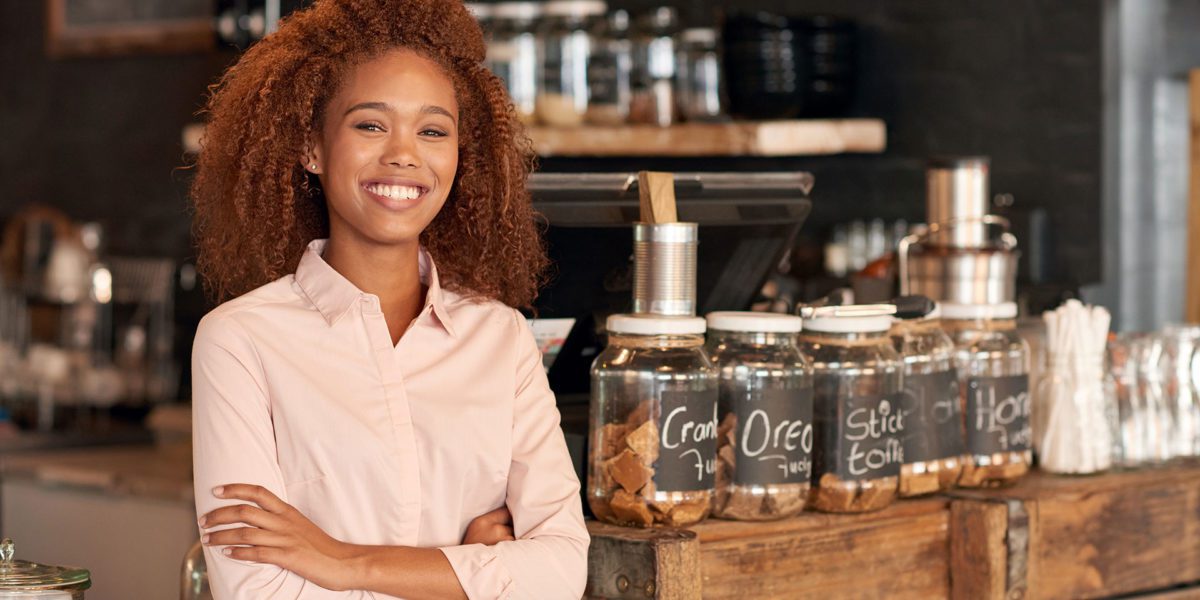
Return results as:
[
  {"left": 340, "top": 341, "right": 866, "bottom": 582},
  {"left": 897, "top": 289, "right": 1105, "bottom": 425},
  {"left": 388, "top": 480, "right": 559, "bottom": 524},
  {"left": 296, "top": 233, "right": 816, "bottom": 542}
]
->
[
  {"left": 586, "top": 498, "right": 949, "bottom": 599},
  {"left": 1188, "top": 69, "right": 1200, "bottom": 324},
  {"left": 586, "top": 521, "right": 701, "bottom": 600},
  {"left": 693, "top": 498, "right": 950, "bottom": 599},
  {"left": 527, "top": 119, "right": 887, "bottom": 157},
  {"left": 947, "top": 461, "right": 1200, "bottom": 600}
]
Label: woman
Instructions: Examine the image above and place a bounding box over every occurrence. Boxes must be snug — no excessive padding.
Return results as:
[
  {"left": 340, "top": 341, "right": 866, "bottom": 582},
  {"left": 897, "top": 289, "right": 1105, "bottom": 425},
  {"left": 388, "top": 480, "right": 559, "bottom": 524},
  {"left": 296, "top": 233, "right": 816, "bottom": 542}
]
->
[{"left": 189, "top": 0, "right": 588, "bottom": 598}]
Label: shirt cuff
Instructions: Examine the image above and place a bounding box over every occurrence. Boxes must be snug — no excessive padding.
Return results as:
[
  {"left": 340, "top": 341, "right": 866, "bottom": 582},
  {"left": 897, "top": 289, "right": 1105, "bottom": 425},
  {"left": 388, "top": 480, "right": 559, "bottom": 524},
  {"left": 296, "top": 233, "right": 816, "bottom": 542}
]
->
[{"left": 440, "top": 544, "right": 515, "bottom": 600}]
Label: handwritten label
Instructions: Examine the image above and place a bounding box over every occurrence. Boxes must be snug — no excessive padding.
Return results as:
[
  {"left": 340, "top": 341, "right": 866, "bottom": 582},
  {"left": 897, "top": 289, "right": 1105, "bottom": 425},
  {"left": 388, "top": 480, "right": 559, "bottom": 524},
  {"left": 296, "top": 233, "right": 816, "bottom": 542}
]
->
[
  {"left": 815, "top": 389, "right": 905, "bottom": 482},
  {"left": 655, "top": 389, "right": 718, "bottom": 491},
  {"left": 734, "top": 388, "right": 814, "bottom": 485},
  {"left": 964, "top": 375, "right": 1032, "bottom": 454},
  {"left": 899, "top": 370, "right": 964, "bottom": 462}
]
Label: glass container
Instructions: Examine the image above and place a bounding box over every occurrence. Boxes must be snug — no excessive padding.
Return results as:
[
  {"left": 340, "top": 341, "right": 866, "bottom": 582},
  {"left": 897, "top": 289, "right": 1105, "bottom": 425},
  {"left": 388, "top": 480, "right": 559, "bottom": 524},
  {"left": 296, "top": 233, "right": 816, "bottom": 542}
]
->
[
  {"left": 890, "top": 310, "right": 965, "bottom": 496},
  {"left": 488, "top": 2, "right": 542, "bottom": 124},
  {"left": 705, "top": 312, "right": 812, "bottom": 521},
  {"left": 676, "top": 28, "right": 724, "bottom": 122},
  {"left": 536, "top": 0, "right": 606, "bottom": 127},
  {"left": 942, "top": 302, "right": 1032, "bottom": 487},
  {"left": 798, "top": 314, "right": 903, "bottom": 513},
  {"left": 589, "top": 315, "right": 717, "bottom": 527}
]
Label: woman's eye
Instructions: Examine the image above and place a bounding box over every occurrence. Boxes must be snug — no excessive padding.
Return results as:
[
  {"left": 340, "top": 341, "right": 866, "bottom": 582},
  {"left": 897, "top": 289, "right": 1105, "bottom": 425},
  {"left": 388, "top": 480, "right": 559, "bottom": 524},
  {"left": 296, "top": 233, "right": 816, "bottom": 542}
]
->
[
  {"left": 355, "top": 122, "right": 385, "bottom": 132},
  {"left": 420, "top": 128, "right": 448, "bottom": 138}
]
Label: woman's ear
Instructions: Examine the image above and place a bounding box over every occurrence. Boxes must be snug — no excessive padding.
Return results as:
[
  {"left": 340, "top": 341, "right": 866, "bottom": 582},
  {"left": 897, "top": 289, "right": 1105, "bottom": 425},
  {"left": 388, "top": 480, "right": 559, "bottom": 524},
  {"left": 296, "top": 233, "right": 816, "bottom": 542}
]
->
[{"left": 301, "top": 137, "right": 323, "bottom": 174}]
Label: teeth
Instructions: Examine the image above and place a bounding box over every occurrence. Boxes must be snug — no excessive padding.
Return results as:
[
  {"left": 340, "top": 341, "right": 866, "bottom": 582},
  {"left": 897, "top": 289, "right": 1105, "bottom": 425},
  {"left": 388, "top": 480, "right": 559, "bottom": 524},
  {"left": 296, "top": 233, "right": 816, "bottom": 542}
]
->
[{"left": 366, "top": 183, "right": 421, "bottom": 200}]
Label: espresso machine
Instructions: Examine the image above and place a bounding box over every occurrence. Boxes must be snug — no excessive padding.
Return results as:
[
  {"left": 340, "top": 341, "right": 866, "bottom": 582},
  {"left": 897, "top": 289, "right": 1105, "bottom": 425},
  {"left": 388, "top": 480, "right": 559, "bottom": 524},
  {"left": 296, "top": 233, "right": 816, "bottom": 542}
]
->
[{"left": 898, "top": 157, "right": 1019, "bottom": 304}]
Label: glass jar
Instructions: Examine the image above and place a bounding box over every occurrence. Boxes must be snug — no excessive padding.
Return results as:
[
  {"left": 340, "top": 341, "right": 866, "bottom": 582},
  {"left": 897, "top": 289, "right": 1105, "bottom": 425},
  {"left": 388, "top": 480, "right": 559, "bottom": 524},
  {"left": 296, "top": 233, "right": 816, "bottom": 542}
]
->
[
  {"left": 630, "top": 7, "right": 679, "bottom": 126},
  {"left": 589, "top": 315, "right": 717, "bottom": 527},
  {"left": 488, "top": 2, "right": 542, "bottom": 125},
  {"left": 890, "top": 310, "right": 965, "bottom": 497},
  {"left": 942, "top": 302, "right": 1032, "bottom": 487},
  {"left": 0, "top": 538, "right": 91, "bottom": 599},
  {"left": 585, "top": 9, "right": 632, "bottom": 125},
  {"left": 705, "top": 312, "right": 812, "bottom": 521},
  {"left": 676, "top": 28, "right": 725, "bottom": 122},
  {"left": 798, "top": 314, "right": 903, "bottom": 513},
  {"left": 536, "top": 0, "right": 606, "bottom": 127}
]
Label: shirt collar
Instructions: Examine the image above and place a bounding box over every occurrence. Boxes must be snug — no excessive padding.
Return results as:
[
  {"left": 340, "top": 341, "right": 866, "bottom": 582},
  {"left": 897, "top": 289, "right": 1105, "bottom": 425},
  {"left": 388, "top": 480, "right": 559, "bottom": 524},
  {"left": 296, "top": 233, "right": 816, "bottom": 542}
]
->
[{"left": 294, "top": 239, "right": 457, "bottom": 338}]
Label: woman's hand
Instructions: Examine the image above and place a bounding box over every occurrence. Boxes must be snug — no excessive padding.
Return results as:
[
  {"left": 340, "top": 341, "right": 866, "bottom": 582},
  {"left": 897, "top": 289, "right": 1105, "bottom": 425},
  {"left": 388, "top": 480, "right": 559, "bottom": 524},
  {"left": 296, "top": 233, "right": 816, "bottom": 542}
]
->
[
  {"left": 200, "top": 484, "right": 358, "bottom": 591},
  {"left": 462, "top": 506, "right": 514, "bottom": 546}
]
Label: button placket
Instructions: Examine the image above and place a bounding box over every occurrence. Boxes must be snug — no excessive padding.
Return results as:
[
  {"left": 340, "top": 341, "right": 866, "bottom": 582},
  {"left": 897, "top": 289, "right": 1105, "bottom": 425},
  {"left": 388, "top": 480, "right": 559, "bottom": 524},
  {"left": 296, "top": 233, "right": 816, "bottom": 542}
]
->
[{"left": 360, "top": 298, "right": 423, "bottom": 545}]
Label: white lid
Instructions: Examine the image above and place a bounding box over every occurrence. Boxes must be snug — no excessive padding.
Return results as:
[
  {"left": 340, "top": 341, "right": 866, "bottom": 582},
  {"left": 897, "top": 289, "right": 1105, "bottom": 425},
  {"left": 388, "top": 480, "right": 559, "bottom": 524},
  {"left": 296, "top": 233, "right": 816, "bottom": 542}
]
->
[
  {"left": 543, "top": 0, "right": 607, "bottom": 18},
  {"left": 607, "top": 314, "right": 706, "bottom": 335},
  {"left": 707, "top": 311, "right": 802, "bottom": 333},
  {"left": 681, "top": 28, "right": 717, "bottom": 44},
  {"left": 493, "top": 1, "right": 541, "bottom": 20},
  {"left": 940, "top": 302, "right": 1018, "bottom": 320},
  {"left": 804, "top": 315, "right": 894, "bottom": 333}
]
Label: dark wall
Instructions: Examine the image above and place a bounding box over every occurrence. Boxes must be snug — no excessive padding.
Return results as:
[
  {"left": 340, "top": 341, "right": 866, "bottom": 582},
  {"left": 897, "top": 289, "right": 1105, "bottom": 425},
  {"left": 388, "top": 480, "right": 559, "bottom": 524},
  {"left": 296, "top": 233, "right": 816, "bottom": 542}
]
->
[
  {"left": 557, "top": 0, "right": 1104, "bottom": 286},
  {"left": 0, "top": 0, "right": 1103, "bottom": 285},
  {"left": 0, "top": 2, "right": 231, "bottom": 259}
]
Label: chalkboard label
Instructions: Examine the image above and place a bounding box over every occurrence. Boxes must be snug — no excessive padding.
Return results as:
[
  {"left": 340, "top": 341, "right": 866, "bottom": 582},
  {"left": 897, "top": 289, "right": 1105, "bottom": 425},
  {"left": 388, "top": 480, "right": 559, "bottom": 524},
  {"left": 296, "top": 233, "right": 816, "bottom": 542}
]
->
[
  {"left": 964, "top": 375, "right": 1032, "bottom": 454},
  {"left": 654, "top": 389, "right": 718, "bottom": 491},
  {"left": 900, "top": 370, "right": 964, "bottom": 462},
  {"left": 734, "top": 388, "right": 814, "bottom": 485},
  {"left": 815, "top": 390, "right": 905, "bottom": 482}
]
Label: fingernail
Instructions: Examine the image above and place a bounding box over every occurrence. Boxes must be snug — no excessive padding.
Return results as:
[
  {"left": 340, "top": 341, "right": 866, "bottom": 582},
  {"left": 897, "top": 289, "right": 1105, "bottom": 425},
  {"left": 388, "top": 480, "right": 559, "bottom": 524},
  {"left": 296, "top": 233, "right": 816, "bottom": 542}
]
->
[
  {"left": 202, "top": 534, "right": 210, "bottom": 544},
  {"left": 212, "top": 486, "right": 224, "bottom": 496},
  {"left": 198, "top": 516, "right": 207, "bottom": 527},
  {"left": 222, "top": 547, "right": 232, "bottom": 556}
]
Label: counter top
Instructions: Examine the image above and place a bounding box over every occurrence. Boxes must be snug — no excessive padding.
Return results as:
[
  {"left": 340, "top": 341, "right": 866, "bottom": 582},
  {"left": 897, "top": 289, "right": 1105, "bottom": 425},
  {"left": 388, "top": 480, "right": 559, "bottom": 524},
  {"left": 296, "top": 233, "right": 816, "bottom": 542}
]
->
[{"left": 0, "top": 442, "right": 193, "bottom": 503}]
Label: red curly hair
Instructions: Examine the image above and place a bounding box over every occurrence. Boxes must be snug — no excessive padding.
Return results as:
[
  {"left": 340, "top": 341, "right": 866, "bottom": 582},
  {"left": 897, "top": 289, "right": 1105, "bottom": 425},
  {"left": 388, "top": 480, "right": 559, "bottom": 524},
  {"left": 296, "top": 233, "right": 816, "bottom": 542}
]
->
[{"left": 190, "top": 0, "right": 547, "bottom": 308}]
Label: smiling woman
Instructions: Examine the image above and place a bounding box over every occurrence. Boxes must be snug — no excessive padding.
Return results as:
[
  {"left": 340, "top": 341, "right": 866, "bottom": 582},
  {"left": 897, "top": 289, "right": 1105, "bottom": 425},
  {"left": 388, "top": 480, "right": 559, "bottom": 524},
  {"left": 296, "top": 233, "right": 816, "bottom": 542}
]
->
[{"left": 187, "top": 1, "right": 587, "bottom": 599}]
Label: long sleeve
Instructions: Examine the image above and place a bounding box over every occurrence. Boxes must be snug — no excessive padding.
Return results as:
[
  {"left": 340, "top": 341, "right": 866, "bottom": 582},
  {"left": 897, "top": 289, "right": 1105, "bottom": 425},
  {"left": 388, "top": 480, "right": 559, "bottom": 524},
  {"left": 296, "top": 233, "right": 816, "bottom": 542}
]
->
[
  {"left": 439, "top": 313, "right": 590, "bottom": 600},
  {"left": 192, "top": 312, "right": 394, "bottom": 600}
]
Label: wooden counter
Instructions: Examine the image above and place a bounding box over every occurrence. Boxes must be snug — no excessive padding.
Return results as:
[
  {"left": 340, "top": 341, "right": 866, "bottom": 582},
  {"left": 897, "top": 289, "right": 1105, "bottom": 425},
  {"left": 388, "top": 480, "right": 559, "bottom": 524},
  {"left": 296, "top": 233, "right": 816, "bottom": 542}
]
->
[
  {"left": 0, "top": 441, "right": 193, "bottom": 502},
  {"left": 586, "top": 462, "right": 1200, "bottom": 599}
]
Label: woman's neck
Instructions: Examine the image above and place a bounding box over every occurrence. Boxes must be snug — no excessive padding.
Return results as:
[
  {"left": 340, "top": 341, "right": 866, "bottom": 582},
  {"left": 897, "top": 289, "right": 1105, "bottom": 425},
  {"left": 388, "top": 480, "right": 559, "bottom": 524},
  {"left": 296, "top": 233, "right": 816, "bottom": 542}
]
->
[{"left": 323, "top": 235, "right": 425, "bottom": 346}]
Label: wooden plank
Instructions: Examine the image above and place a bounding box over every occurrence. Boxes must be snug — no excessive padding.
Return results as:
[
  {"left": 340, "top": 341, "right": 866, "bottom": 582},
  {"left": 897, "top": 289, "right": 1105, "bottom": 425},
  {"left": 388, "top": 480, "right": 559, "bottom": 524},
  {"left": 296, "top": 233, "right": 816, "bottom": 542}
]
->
[
  {"left": 638, "top": 171, "right": 678, "bottom": 224},
  {"left": 949, "top": 500, "right": 1008, "bottom": 600},
  {"left": 691, "top": 498, "right": 950, "bottom": 599},
  {"left": 526, "top": 119, "right": 887, "bottom": 157},
  {"left": 585, "top": 521, "right": 701, "bottom": 600},
  {"left": 948, "top": 462, "right": 1200, "bottom": 600},
  {"left": 1188, "top": 69, "right": 1200, "bottom": 323}
]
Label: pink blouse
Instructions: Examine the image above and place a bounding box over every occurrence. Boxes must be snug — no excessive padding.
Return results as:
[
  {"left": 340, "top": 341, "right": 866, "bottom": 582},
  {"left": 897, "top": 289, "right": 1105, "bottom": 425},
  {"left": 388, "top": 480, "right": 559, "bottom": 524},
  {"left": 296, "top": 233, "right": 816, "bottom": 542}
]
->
[{"left": 192, "top": 239, "right": 589, "bottom": 599}]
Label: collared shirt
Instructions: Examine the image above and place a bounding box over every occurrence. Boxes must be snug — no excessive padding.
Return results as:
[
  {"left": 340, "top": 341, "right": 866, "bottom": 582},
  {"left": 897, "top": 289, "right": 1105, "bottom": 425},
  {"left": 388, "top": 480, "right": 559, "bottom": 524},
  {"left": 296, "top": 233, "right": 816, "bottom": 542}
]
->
[{"left": 192, "top": 239, "right": 588, "bottom": 599}]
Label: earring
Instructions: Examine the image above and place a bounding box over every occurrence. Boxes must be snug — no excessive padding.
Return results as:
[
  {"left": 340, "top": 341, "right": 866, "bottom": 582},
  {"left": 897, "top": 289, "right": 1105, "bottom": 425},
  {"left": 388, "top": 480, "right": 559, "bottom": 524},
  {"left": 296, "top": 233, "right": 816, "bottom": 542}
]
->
[{"left": 309, "top": 163, "right": 318, "bottom": 172}]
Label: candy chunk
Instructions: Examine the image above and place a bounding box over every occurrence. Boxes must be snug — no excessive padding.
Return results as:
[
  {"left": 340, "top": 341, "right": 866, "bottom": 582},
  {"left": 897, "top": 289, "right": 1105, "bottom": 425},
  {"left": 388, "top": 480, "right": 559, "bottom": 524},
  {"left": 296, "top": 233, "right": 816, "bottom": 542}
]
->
[
  {"left": 610, "top": 489, "right": 654, "bottom": 527},
  {"left": 626, "top": 399, "right": 653, "bottom": 426},
  {"left": 606, "top": 449, "right": 653, "bottom": 494},
  {"left": 666, "top": 498, "right": 710, "bottom": 526},
  {"left": 625, "top": 420, "right": 660, "bottom": 466},
  {"left": 599, "top": 422, "right": 631, "bottom": 460}
]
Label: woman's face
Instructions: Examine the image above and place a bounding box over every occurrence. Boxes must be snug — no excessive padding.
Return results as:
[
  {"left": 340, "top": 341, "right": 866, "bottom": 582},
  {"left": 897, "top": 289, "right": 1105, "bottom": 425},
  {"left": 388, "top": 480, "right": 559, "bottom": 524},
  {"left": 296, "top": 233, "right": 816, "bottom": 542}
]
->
[{"left": 309, "top": 48, "right": 459, "bottom": 248}]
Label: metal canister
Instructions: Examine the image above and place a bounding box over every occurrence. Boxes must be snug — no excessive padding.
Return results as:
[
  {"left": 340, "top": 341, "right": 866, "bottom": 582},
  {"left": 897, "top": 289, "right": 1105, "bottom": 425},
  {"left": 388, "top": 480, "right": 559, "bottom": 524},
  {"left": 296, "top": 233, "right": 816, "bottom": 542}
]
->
[{"left": 632, "top": 222, "right": 697, "bottom": 316}]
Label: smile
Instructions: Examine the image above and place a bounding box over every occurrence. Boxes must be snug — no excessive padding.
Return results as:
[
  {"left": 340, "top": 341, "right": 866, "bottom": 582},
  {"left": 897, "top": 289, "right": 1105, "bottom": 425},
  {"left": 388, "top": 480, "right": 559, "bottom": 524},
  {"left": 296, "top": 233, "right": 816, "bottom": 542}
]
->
[{"left": 361, "top": 181, "right": 429, "bottom": 209}]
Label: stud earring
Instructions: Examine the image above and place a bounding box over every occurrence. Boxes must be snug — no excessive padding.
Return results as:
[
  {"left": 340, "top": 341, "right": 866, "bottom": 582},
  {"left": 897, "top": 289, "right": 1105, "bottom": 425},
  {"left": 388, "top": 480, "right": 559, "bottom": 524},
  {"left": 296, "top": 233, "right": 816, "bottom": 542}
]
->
[{"left": 310, "top": 163, "right": 318, "bottom": 172}]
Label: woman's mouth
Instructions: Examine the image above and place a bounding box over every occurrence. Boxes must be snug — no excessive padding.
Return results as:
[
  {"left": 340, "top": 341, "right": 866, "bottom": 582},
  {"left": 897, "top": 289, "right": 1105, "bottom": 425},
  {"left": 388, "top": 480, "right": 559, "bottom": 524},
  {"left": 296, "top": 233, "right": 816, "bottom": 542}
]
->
[{"left": 362, "top": 182, "right": 428, "bottom": 209}]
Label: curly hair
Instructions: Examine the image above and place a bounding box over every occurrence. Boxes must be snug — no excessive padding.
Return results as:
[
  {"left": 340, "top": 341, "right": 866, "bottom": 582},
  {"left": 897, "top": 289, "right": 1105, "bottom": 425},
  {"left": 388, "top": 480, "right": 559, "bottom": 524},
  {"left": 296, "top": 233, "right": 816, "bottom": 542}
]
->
[{"left": 190, "top": 0, "right": 547, "bottom": 308}]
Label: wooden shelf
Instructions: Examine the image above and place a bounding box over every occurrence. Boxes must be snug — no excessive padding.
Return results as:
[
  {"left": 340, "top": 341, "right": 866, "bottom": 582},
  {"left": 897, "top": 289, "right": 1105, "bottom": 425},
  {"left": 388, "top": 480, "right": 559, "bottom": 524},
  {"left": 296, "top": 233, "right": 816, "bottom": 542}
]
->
[
  {"left": 529, "top": 119, "right": 886, "bottom": 158},
  {"left": 586, "top": 461, "right": 1200, "bottom": 599},
  {"left": 181, "top": 119, "right": 887, "bottom": 158}
]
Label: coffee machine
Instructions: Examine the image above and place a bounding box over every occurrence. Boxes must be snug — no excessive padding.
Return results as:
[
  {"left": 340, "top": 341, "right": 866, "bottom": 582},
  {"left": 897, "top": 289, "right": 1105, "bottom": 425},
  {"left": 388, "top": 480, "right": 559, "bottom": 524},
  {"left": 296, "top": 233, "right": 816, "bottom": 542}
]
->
[{"left": 898, "top": 157, "right": 1019, "bottom": 304}]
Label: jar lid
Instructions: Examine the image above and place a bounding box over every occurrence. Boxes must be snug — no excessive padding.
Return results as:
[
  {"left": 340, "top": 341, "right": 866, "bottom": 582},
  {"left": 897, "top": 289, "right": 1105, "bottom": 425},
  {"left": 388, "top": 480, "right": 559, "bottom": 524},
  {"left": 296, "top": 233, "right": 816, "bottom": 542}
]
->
[
  {"left": 607, "top": 314, "right": 706, "bottom": 335},
  {"left": 0, "top": 539, "right": 90, "bottom": 592},
  {"left": 940, "top": 302, "right": 1018, "bottom": 320},
  {"left": 492, "top": 1, "right": 541, "bottom": 20},
  {"left": 681, "top": 27, "right": 717, "bottom": 44},
  {"left": 804, "top": 315, "right": 893, "bottom": 333},
  {"left": 707, "top": 311, "right": 802, "bottom": 333},
  {"left": 542, "top": 0, "right": 607, "bottom": 18}
]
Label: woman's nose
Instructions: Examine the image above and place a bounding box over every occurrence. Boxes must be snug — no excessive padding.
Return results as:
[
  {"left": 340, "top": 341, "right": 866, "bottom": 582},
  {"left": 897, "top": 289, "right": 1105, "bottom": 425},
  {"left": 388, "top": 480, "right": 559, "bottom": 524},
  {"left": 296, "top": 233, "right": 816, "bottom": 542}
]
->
[{"left": 381, "top": 132, "right": 421, "bottom": 168}]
